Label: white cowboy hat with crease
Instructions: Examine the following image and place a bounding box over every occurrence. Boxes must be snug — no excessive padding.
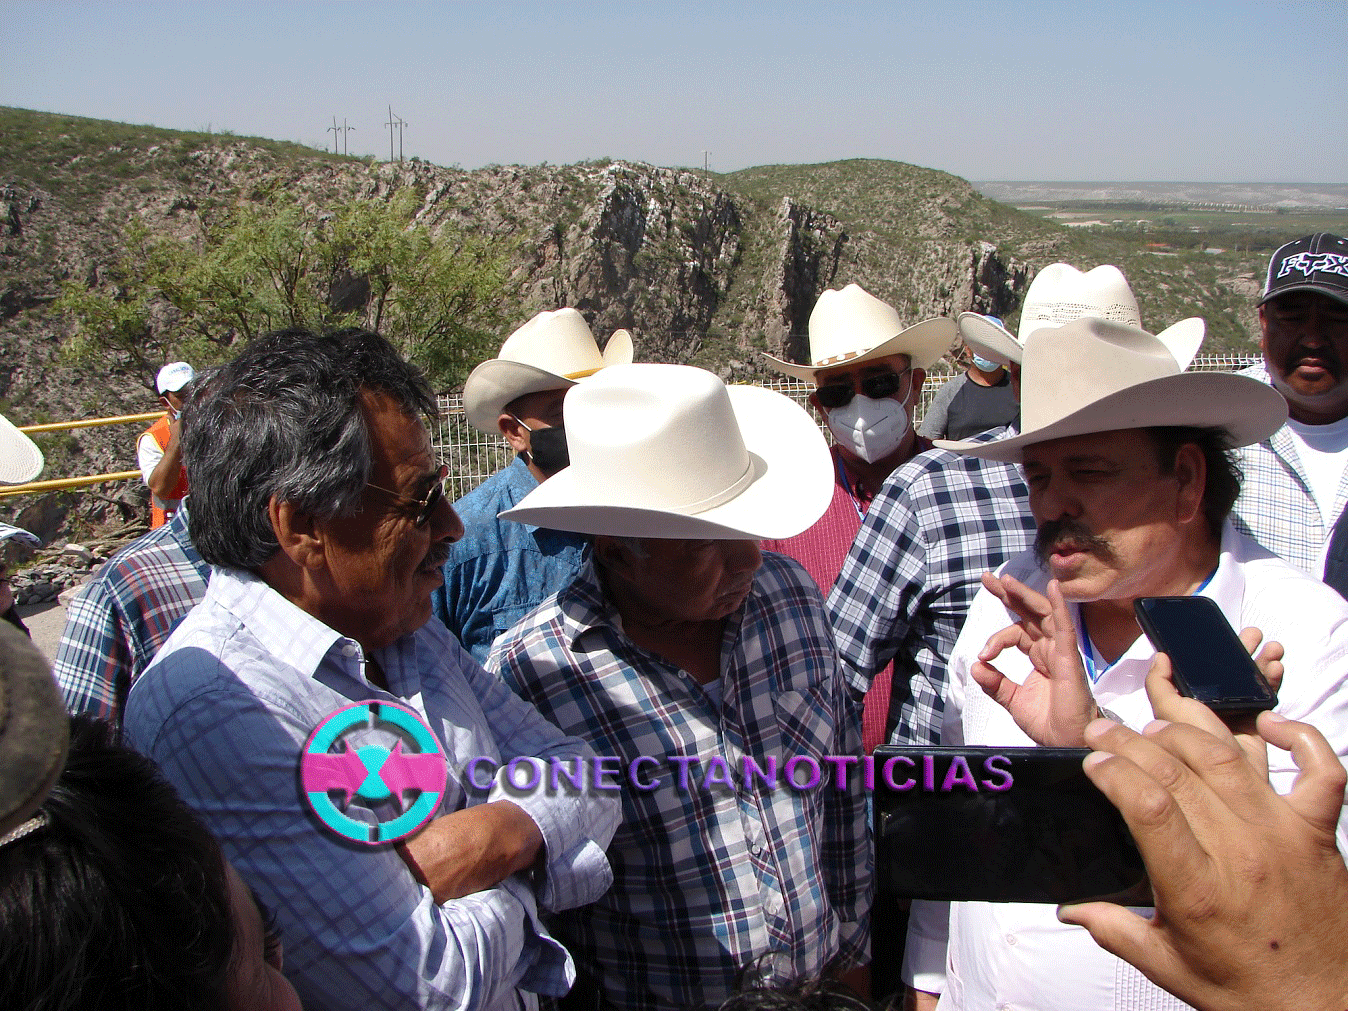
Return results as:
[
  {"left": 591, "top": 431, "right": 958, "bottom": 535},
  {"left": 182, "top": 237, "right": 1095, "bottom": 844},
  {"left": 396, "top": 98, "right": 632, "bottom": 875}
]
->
[
  {"left": 958, "top": 263, "right": 1205, "bottom": 369},
  {"left": 762, "top": 283, "right": 955, "bottom": 381},
  {"left": 501, "top": 363, "right": 832, "bottom": 540},
  {"left": 462, "top": 308, "right": 634, "bottom": 433},
  {"left": 936, "top": 317, "right": 1287, "bottom": 463}
]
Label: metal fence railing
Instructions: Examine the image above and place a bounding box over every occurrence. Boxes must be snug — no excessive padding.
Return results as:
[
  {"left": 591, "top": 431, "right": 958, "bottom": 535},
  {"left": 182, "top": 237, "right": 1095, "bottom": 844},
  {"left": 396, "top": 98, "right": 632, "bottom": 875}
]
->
[{"left": 432, "top": 355, "right": 1262, "bottom": 499}]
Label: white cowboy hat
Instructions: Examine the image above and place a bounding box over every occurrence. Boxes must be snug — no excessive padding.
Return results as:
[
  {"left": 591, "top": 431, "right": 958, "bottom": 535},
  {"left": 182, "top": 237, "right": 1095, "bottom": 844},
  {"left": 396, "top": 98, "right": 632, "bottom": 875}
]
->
[
  {"left": 958, "top": 263, "right": 1204, "bottom": 368},
  {"left": 936, "top": 317, "right": 1287, "bottom": 463},
  {"left": 500, "top": 363, "right": 832, "bottom": 540},
  {"left": 0, "top": 414, "right": 43, "bottom": 485},
  {"left": 762, "top": 283, "right": 955, "bottom": 381},
  {"left": 462, "top": 308, "right": 634, "bottom": 433}
]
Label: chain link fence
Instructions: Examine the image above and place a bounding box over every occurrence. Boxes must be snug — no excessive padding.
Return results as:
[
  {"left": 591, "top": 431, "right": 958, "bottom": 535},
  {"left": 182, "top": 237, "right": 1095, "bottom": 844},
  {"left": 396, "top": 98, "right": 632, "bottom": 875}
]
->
[{"left": 433, "top": 354, "right": 1262, "bottom": 499}]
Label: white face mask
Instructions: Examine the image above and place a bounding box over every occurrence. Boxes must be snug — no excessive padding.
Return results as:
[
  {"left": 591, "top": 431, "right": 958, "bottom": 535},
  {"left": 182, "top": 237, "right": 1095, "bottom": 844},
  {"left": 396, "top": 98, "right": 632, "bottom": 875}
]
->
[{"left": 825, "top": 394, "right": 910, "bottom": 463}]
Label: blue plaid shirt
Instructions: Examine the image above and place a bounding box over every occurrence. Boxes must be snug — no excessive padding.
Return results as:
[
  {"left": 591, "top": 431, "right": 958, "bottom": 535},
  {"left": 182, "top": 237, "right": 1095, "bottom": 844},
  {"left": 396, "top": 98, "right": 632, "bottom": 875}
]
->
[
  {"left": 487, "top": 552, "right": 871, "bottom": 1011},
  {"left": 1233, "top": 362, "right": 1348, "bottom": 576},
  {"left": 125, "top": 566, "right": 619, "bottom": 1011},
  {"left": 53, "top": 504, "right": 208, "bottom": 721},
  {"left": 433, "top": 459, "right": 589, "bottom": 663},
  {"left": 826, "top": 428, "right": 1037, "bottom": 747}
]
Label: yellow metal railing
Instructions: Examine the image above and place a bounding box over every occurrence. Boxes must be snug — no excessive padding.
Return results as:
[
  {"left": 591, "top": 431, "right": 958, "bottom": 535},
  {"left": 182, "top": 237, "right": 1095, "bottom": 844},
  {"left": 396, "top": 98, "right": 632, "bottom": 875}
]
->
[
  {"left": 0, "top": 471, "right": 144, "bottom": 497},
  {"left": 17, "top": 412, "right": 165, "bottom": 434},
  {"left": 0, "top": 412, "right": 170, "bottom": 497}
]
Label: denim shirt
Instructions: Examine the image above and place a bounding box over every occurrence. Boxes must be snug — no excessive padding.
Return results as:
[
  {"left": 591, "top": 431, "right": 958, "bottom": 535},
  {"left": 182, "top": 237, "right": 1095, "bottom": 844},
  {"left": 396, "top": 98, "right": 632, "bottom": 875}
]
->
[{"left": 433, "top": 458, "right": 590, "bottom": 662}]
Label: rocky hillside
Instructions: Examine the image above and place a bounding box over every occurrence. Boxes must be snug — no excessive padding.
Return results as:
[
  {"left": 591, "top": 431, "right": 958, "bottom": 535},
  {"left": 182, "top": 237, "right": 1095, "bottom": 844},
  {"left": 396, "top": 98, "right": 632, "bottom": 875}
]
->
[{"left": 0, "top": 106, "right": 1275, "bottom": 540}]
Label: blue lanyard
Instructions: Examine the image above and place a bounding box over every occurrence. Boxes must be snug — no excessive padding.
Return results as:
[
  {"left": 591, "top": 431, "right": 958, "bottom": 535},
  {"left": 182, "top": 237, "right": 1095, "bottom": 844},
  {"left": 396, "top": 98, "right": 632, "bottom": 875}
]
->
[
  {"left": 834, "top": 453, "right": 866, "bottom": 522},
  {"left": 1078, "top": 566, "right": 1220, "bottom": 682}
]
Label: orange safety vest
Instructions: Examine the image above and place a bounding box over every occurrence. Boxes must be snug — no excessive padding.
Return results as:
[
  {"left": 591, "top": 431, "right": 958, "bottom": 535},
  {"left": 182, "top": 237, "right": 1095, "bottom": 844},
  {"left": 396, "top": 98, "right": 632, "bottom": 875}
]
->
[{"left": 143, "top": 415, "right": 189, "bottom": 528}]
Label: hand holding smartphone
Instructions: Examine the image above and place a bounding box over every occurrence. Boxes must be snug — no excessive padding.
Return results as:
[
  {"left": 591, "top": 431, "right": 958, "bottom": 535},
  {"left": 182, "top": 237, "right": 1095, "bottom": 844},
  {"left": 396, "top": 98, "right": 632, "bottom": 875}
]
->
[{"left": 1133, "top": 596, "right": 1276, "bottom": 718}]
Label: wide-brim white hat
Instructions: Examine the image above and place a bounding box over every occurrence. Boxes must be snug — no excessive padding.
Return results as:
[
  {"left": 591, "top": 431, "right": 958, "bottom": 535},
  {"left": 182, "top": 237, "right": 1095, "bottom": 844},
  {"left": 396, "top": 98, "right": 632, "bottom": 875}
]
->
[
  {"left": 0, "top": 414, "right": 43, "bottom": 485},
  {"left": 462, "top": 308, "right": 634, "bottom": 433},
  {"left": 957, "top": 263, "right": 1205, "bottom": 369},
  {"left": 762, "top": 283, "right": 955, "bottom": 380},
  {"left": 936, "top": 317, "right": 1287, "bottom": 463},
  {"left": 501, "top": 363, "right": 832, "bottom": 540}
]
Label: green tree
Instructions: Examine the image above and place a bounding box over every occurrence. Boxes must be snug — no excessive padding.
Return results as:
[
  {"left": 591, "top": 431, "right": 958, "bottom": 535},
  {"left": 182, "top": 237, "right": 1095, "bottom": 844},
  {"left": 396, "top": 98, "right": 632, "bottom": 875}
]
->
[{"left": 56, "top": 193, "right": 514, "bottom": 390}]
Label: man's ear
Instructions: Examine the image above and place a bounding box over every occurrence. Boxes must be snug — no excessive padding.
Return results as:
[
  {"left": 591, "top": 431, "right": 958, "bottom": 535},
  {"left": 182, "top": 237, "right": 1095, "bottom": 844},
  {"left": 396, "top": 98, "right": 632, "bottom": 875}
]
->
[
  {"left": 1173, "top": 443, "right": 1208, "bottom": 527},
  {"left": 269, "top": 497, "right": 327, "bottom": 571},
  {"left": 594, "top": 535, "right": 640, "bottom": 582},
  {"left": 498, "top": 413, "right": 530, "bottom": 455}
]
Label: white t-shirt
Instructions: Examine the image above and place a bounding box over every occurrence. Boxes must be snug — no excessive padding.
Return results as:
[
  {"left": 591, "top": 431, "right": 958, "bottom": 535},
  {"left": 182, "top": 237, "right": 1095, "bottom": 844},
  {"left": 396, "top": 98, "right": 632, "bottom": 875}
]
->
[{"left": 1286, "top": 414, "right": 1348, "bottom": 527}]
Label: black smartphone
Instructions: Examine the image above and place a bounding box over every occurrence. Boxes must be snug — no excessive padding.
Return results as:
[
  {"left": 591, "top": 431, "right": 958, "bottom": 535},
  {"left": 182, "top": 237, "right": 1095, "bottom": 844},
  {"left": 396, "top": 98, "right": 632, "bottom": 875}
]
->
[
  {"left": 1133, "top": 595, "right": 1276, "bottom": 717},
  {"left": 872, "top": 746, "right": 1150, "bottom": 905}
]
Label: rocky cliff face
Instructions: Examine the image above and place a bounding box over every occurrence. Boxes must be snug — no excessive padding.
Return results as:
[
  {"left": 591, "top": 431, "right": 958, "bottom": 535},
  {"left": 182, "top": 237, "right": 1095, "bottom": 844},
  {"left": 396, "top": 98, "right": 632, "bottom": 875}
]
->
[{"left": 0, "top": 112, "right": 1039, "bottom": 537}]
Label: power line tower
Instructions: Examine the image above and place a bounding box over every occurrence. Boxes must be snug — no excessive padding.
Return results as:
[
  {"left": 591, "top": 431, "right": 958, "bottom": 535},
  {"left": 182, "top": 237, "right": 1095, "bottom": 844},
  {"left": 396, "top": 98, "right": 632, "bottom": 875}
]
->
[{"left": 385, "top": 107, "right": 408, "bottom": 163}]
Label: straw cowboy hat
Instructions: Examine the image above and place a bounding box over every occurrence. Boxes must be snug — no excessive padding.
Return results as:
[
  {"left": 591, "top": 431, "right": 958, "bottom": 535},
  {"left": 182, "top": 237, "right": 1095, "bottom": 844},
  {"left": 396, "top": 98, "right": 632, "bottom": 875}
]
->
[
  {"left": 762, "top": 283, "right": 956, "bottom": 381},
  {"left": 935, "top": 317, "right": 1287, "bottom": 463},
  {"left": 958, "top": 263, "right": 1205, "bottom": 369},
  {"left": 0, "top": 413, "right": 43, "bottom": 485},
  {"left": 0, "top": 622, "right": 68, "bottom": 838},
  {"left": 462, "top": 308, "right": 634, "bottom": 433},
  {"left": 500, "top": 363, "right": 833, "bottom": 540}
]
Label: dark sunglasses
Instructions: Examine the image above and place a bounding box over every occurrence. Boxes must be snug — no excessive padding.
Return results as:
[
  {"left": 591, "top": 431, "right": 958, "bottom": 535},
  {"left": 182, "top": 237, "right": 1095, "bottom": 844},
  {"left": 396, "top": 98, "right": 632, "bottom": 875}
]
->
[
  {"left": 815, "top": 370, "right": 910, "bottom": 410},
  {"left": 366, "top": 464, "right": 450, "bottom": 528}
]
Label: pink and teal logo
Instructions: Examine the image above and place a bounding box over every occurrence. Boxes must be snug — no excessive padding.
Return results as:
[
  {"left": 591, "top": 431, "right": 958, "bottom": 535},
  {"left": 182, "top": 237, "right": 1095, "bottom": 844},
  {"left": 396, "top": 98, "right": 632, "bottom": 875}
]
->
[{"left": 300, "top": 701, "right": 448, "bottom": 845}]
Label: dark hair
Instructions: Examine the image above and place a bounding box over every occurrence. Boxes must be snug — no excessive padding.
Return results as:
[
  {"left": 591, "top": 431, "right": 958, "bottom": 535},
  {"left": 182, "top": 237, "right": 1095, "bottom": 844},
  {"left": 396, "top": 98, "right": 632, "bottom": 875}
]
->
[
  {"left": 1146, "top": 426, "right": 1244, "bottom": 537},
  {"left": 0, "top": 717, "right": 235, "bottom": 1010},
  {"left": 182, "top": 327, "right": 436, "bottom": 569}
]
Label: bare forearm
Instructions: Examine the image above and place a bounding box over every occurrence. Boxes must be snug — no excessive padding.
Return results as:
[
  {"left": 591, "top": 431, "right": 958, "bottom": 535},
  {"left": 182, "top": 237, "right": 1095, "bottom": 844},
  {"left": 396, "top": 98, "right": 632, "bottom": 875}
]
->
[{"left": 397, "top": 800, "right": 544, "bottom": 904}]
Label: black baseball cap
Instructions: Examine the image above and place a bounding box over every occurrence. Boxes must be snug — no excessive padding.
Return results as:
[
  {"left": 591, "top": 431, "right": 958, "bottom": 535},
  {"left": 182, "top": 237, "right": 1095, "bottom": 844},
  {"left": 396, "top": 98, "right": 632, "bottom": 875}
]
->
[{"left": 1259, "top": 232, "right": 1348, "bottom": 308}]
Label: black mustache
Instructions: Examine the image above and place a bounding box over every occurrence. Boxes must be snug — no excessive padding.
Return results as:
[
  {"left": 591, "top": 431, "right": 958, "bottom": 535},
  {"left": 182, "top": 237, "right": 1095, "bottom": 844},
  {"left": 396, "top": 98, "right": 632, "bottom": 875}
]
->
[{"left": 1035, "top": 517, "right": 1116, "bottom": 566}]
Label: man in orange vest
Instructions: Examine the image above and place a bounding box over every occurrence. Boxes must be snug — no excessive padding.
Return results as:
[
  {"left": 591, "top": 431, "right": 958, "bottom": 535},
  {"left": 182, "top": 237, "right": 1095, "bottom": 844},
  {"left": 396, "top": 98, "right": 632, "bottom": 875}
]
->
[{"left": 137, "top": 362, "right": 194, "bottom": 528}]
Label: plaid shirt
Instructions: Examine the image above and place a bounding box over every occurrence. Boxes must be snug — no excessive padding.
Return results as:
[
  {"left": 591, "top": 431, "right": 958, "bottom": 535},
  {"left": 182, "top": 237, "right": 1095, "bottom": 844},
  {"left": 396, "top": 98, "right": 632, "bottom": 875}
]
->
[
  {"left": 53, "top": 505, "right": 208, "bottom": 721},
  {"left": 826, "top": 428, "right": 1037, "bottom": 747},
  {"left": 125, "top": 566, "right": 619, "bottom": 1011},
  {"left": 1233, "top": 362, "right": 1348, "bottom": 576},
  {"left": 487, "top": 552, "right": 871, "bottom": 1011}
]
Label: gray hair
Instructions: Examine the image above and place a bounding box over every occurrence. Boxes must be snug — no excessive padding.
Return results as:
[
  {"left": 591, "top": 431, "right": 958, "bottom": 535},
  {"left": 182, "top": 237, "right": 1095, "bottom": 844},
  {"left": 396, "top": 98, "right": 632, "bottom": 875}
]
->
[{"left": 181, "top": 328, "right": 436, "bottom": 571}]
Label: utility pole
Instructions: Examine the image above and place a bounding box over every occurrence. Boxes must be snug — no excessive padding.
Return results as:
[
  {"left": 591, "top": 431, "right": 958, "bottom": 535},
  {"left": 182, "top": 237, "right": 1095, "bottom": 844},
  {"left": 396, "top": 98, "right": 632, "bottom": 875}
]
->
[
  {"left": 396, "top": 114, "right": 407, "bottom": 162},
  {"left": 327, "top": 116, "right": 340, "bottom": 154},
  {"left": 341, "top": 118, "right": 355, "bottom": 156},
  {"left": 386, "top": 105, "right": 397, "bottom": 162},
  {"left": 702, "top": 150, "right": 711, "bottom": 172}
]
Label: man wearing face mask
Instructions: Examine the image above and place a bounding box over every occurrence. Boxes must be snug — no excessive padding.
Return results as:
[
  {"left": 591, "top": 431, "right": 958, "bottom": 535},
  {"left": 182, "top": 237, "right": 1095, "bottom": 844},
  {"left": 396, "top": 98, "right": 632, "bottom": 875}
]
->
[
  {"left": 762, "top": 283, "right": 954, "bottom": 593},
  {"left": 916, "top": 325, "right": 1020, "bottom": 442},
  {"left": 432, "top": 308, "right": 633, "bottom": 661}
]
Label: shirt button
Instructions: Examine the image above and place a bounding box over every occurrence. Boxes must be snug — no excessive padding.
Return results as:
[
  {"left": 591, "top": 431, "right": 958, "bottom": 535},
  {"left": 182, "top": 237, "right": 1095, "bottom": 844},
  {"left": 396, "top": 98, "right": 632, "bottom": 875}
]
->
[{"left": 1005, "top": 933, "right": 1017, "bottom": 946}]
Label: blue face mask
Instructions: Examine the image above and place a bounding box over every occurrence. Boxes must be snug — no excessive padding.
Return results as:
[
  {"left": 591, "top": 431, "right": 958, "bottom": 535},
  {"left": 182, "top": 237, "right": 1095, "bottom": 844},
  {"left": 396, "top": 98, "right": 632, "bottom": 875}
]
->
[{"left": 971, "top": 354, "right": 1001, "bottom": 373}]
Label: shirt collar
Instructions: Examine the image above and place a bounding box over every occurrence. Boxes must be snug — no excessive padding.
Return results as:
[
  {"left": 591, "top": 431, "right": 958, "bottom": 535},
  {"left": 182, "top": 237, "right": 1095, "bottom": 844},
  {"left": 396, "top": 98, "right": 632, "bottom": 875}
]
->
[
  {"left": 1081, "top": 519, "right": 1247, "bottom": 672},
  {"left": 204, "top": 566, "right": 358, "bottom": 680}
]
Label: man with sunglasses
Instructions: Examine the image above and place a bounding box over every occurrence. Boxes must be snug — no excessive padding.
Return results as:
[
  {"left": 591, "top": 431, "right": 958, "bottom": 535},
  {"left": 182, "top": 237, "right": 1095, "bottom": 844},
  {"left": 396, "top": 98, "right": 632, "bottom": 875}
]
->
[
  {"left": 124, "top": 328, "right": 620, "bottom": 1011},
  {"left": 437, "top": 308, "right": 633, "bottom": 662},
  {"left": 762, "top": 283, "right": 954, "bottom": 593}
]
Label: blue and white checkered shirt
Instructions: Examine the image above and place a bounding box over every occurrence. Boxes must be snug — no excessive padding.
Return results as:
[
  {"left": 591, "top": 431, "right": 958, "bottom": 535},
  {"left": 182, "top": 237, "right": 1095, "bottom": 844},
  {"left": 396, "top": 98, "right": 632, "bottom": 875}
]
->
[
  {"left": 1233, "top": 362, "right": 1348, "bottom": 576},
  {"left": 124, "top": 566, "right": 619, "bottom": 1011},
  {"left": 53, "top": 504, "right": 208, "bottom": 721},
  {"left": 487, "top": 552, "right": 871, "bottom": 1011},
  {"left": 826, "top": 428, "right": 1037, "bottom": 747}
]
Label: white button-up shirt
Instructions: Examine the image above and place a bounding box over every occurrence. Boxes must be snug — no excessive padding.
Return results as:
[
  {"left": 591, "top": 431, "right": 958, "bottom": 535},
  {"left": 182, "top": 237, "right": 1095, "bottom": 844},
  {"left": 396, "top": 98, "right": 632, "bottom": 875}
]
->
[{"left": 906, "top": 522, "right": 1348, "bottom": 1011}]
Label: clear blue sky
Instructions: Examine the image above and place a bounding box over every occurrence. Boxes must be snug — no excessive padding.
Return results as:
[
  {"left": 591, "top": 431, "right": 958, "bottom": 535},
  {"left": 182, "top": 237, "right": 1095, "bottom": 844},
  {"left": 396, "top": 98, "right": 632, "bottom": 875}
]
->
[{"left": 2, "top": 0, "right": 1343, "bottom": 182}]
